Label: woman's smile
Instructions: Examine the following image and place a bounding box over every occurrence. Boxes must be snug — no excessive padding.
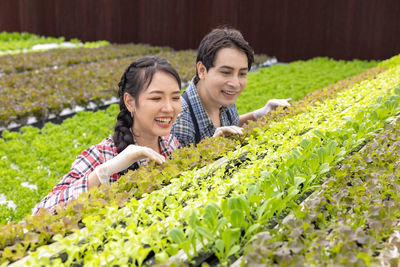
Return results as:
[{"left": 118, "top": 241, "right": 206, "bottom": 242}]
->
[{"left": 154, "top": 116, "right": 173, "bottom": 128}]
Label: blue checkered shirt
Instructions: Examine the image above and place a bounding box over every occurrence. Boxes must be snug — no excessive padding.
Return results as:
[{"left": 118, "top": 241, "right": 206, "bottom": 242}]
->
[{"left": 171, "top": 81, "right": 239, "bottom": 147}]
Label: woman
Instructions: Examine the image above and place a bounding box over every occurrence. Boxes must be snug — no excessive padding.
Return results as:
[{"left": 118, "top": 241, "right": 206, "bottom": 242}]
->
[{"left": 34, "top": 56, "right": 182, "bottom": 215}]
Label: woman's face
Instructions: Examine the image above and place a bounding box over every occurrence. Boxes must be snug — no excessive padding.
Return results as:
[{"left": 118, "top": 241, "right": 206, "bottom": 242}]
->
[{"left": 127, "top": 71, "right": 181, "bottom": 139}]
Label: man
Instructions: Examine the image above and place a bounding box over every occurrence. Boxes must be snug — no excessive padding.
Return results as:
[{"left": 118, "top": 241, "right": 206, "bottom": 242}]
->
[{"left": 172, "top": 27, "right": 290, "bottom": 147}]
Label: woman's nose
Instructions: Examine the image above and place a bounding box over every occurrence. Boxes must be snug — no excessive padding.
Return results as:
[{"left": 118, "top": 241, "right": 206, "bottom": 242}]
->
[{"left": 161, "top": 100, "right": 174, "bottom": 112}]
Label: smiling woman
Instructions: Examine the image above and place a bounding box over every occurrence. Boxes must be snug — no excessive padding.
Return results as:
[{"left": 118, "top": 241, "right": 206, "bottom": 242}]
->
[
  {"left": 126, "top": 71, "right": 182, "bottom": 152},
  {"left": 33, "top": 56, "right": 182, "bottom": 215}
]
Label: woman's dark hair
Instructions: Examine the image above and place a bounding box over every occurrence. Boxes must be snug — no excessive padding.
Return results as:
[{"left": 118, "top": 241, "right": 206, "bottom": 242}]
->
[
  {"left": 113, "top": 56, "right": 181, "bottom": 153},
  {"left": 194, "top": 27, "right": 255, "bottom": 84}
]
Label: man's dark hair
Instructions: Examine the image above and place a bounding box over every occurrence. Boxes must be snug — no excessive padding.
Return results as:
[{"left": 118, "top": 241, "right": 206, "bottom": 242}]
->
[{"left": 194, "top": 27, "right": 254, "bottom": 84}]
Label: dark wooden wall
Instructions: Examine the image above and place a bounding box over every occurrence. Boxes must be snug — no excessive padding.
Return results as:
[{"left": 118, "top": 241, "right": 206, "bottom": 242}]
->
[{"left": 1, "top": 0, "right": 399, "bottom": 61}]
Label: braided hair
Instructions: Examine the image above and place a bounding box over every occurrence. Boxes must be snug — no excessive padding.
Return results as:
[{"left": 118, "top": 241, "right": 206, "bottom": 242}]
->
[
  {"left": 113, "top": 56, "right": 181, "bottom": 153},
  {"left": 194, "top": 27, "right": 254, "bottom": 84}
]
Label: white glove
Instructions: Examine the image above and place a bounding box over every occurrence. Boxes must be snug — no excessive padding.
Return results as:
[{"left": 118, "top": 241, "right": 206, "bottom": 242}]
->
[
  {"left": 213, "top": 126, "right": 244, "bottom": 137},
  {"left": 253, "top": 98, "right": 291, "bottom": 120},
  {"left": 95, "top": 144, "right": 165, "bottom": 184}
]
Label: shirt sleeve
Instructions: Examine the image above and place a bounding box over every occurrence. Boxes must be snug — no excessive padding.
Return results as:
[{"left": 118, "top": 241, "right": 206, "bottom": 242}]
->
[{"left": 33, "top": 144, "right": 110, "bottom": 215}]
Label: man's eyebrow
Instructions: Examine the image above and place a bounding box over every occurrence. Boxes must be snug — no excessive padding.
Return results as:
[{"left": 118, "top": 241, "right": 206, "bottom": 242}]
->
[{"left": 218, "top": 65, "right": 248, "bottom": 71}]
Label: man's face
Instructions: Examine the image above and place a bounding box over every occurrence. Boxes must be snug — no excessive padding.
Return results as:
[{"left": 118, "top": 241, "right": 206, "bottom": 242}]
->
[{"left": 198, "top": 47, "right": 249, "bottom": 108}]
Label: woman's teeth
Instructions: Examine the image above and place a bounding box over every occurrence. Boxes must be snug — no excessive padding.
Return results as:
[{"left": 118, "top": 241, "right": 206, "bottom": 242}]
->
[{"left": 155, "top": 118, "right": 171, "bottom": 123}]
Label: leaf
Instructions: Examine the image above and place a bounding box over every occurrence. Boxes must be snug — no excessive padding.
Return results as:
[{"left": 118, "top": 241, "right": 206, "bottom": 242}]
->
[
  {"left": 214, "top": 239, "right": 224, "bottom": 254},
  {"left": 189, "top": 209, "right": 200, "bottom": 229},
  {"left": 244, "top": 223, "right": 261, "bottom": 238},
  {"left": 155, "top": 251, "right": 169, "bottom": 263},
  {"left": 394, "top": 85, "right": 400, "bottom": 95},
  {"left": 228, "top": 197, "right": 242, "bottom": 211},
  {"left": 228, "top": 245, "right": 240, "bottom": 257},
  {"left": 195, "top": 226, "right": 215, "bottom": 242},
  {"left": 230, "top": 209, "right": 245, "bottom": 228},
  {"left": 204, "top": 203, "right": 219, "bottom": 230},
  {"left": 327, "top": 140, "right": 338, "bottom": 155},
  {"left": 204, "top": 203, "right": 219, "bottom": 220},
  {"left": 318, "top": 163, "right": 331, "bottom": 175},
  {"left": 287, "top": 168, "right": 295, "bottom": 185},
  {"left": 357, "top": 252, "right": 372, "bottom": 265},
  {"left": 168, "top": 228, "right": 185, "bottom": 245},
  {"left": 294, "top": 176, "right": 306, "bottom": 187},
  {"left": 300, "top": 138, "right": 311, "bottom": 149},
  {"left": 317, "top": 147, "right": 327, "bottom": 163},
  {"left": 308, "top": 153, "right": 320, "bottom": 173},
  {"left": 247, "top": 184, "right": 259, "bottom": 198},
  {"left": 313, "top": 129, "right": 325, "bottom": 140},
  {"left": 215, "top": 217, "right": 228, "bottom": 232}
]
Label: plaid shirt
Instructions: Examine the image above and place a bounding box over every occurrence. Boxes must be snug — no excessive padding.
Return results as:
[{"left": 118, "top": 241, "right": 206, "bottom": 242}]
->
[
  {"left": 171, "top": 81, "right": 239, "bottom": 147},
  {"left": 33, "top": 134, "right": 180, "bottom": 215}
]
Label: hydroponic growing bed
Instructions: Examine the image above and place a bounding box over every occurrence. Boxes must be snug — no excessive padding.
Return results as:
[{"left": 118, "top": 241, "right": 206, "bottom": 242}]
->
[{"left": 1, "top": 34, "right": 399, "bottom": 266}]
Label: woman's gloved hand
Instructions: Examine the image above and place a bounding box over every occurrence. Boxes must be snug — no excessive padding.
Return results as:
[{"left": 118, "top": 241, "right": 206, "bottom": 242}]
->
[
  {"left": 213, "top": 126, "right": 244, "bottom": 137},
  {"left": 253, "top": 98, "right": 291, "bottom": 120},
  {"left": 95, "top": 144, "right": 165, "bottom": 184}
]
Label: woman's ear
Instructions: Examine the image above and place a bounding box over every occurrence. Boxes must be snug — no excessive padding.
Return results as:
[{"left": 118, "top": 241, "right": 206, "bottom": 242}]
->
[
  {"left": 197, "top": 61, "right": 207, "bottom": 80},
  {"left": 123, "top": 93, "right": 136, "bottom": 114}
]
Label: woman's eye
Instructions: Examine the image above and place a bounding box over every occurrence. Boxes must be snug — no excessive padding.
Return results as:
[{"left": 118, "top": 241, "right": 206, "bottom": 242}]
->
[
  {"left": 240, "top": 72, "right": 248, "bottom": 77},
  {"left": 173, "top": 97, "right": 181, "bottom": 101},
  {"left": 221, "top": 71, "right": 230, "bottom": 75},
  {"left": 151, "top": 98, "right": 161, "bottom": 101}
]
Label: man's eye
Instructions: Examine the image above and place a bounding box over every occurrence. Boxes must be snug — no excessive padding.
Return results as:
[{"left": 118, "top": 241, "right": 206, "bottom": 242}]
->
[
  {"left": 173, "top": 97, "right": 181, "bottom": 101},
  {"left": 151, "top": 98, "right": 161, "bottom": 101},
  {"left": 240, "top": 72, "right": 248, "bottom": 77},
  {"left": 221, "top": 71, "right": 230, "bottom": 75}
]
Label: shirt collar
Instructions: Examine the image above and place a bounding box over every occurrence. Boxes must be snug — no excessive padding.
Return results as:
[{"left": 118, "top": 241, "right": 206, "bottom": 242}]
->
[{"left": 186, "top": 81, "right": 233, "bottom": 131}]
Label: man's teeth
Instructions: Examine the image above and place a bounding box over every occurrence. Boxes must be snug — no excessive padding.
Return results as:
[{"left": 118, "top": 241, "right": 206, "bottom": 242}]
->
[
  {"left": 222, "top": 90, "right": 236, "bottom": 95},
  {"left": 155, "top": 118, "right": 171, "bottom": 123}
]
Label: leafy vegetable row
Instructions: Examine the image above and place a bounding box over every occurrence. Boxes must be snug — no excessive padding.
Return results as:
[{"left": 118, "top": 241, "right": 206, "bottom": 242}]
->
[
  {"left": 0, "top": 31, "right": 108, "bottom": 55},
  {"left": 237, "top": 57, "right": 377, "bottom": 114},
  {"left": 17, "top": 64, "right": 400, "bottom": 266},
  {"left": 0, "top": 107, "right": 118, "bottom": 224},
  {"left": 0, "top": 46, "right": 269, "bottom": 127},
  {"left": 0, "top": 44, "right": 167, "bottom": 74},
  {"left": 242, "top": 116, "right": 400, "bottom": 266}
]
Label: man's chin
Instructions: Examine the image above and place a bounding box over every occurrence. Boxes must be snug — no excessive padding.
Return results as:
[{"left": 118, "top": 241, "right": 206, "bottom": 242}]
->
[{"left": 220, "top": 101, "right": 236, "bottom": 108}]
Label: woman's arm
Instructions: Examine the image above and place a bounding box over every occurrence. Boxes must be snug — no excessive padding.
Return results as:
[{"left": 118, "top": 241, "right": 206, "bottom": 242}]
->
[{"left": 33, "top": 142, "right": 114, "bottom": 215}]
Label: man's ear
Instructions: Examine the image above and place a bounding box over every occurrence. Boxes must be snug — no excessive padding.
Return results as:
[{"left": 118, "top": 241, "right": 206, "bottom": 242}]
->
[
  {"left": 123, "top": 92, "right": 136, "bottom": 113},
  {"left": 197, "top": 61, "right": 207, "bottom": 80}
]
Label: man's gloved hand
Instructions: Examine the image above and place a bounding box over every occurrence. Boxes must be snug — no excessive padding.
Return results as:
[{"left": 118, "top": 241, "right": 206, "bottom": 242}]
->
[
  {"left": 253, "top": 98, "right": 291, "bottom": 120},
  {"left": 213, "top": 126, "right": 244, "bottom": 137},
  {"left": 95, "top": 144, "right": 165, "bottom": 184}
]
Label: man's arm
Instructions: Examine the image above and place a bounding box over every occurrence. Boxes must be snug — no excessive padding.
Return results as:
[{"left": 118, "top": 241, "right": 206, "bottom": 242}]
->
[
  {"left": 239, "top": 98, "right": 292, "bottom": 126},
  {"left": 238, "top": 112, "right": 255, "bottom": 127}
]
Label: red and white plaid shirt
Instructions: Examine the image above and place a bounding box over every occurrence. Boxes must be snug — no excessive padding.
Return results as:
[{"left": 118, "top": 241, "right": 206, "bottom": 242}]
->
[{"left": 33, "top": 135, "right": 180, "bottom": 215}]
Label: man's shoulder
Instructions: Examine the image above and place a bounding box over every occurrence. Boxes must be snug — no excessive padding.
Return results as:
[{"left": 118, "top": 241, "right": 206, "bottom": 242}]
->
[
  {"left": 175, "top": 99, "right": 192, "bottom": 122},
  {"left": 173, "top": 111, "right": 193, "bottom": 132}
]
